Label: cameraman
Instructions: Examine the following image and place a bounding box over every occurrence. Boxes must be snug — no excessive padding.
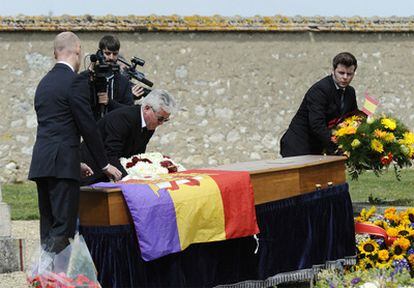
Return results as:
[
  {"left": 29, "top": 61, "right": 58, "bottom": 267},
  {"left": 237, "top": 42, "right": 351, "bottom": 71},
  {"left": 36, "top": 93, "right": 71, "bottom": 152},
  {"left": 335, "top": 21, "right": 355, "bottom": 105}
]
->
[{"left": 95, "top": 35, "right": 132, "bottom": 116}]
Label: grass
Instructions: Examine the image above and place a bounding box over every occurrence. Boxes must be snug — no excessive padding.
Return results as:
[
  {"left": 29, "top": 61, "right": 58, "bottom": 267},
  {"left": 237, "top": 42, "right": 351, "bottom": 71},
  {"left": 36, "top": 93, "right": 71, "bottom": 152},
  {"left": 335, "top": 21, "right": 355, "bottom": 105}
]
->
[
  {"left": 2, "top": 169, "right": 414, "bottom": 220},
  {"left": 347, "top": 168, "right": 414, "bottom": 205},
  {"left": 2, "top": 181, "right": 38, "bottom": 220}
]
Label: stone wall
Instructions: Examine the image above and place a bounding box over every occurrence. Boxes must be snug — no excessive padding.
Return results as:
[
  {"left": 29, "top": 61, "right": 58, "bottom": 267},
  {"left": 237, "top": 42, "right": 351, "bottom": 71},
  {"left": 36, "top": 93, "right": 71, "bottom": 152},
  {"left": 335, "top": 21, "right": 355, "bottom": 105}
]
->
[{"left": 1, "top": 31, "right": 414, "bottom": 182}]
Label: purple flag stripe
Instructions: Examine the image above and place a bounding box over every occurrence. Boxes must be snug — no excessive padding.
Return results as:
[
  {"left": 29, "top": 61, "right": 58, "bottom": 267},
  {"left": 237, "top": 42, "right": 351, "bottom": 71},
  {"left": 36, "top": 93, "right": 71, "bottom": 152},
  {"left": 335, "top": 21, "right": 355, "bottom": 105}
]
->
[{"left": 92, "top": 182, "right": 181, "bottom": 261}]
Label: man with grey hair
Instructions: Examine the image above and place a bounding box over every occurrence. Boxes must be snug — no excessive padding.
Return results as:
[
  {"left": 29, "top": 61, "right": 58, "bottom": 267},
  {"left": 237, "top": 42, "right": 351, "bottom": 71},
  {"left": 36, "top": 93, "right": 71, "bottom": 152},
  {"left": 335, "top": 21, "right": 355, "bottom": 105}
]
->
[
  {"left": 29, "top": 32, "right": 122, "bottom": 253},
  {"left": 80, "top": 89, "right": 177, "bottom": 184}
]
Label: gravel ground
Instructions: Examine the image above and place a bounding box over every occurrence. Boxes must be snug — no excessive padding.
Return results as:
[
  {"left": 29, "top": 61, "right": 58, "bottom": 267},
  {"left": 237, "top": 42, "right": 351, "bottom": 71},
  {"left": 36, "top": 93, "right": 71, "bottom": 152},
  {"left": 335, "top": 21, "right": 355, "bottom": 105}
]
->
[{"left": 0, "top": 220, "right": 39, "bottom": 288}]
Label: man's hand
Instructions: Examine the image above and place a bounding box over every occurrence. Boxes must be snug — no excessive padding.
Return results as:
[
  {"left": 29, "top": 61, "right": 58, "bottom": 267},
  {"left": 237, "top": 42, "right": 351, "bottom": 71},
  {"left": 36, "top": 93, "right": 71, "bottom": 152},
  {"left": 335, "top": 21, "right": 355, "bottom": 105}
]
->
[
  {"left": 80, "top": 162, "right": 94, "bottom": 178},
  {"left": 132, "top": 84, "right": 145, "bottom": 99},
  {"left": 98, "top": 92, "right": 109, "bottom": 105},
  {"left": 102, "top": 164, "right": 122, "bottom": 181}
]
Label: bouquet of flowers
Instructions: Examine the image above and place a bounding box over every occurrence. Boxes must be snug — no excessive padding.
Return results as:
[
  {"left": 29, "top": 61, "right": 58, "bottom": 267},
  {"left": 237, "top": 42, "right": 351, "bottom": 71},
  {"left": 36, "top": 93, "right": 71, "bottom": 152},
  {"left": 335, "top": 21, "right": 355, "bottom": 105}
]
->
[
  {"left": 332, "top": 114, "right": 414, "bottom": 180},
  {"left": 354, "top": 206, "right": 414, "bottom": 273},
  {"left": 27, "top": 233, "right": 101, "bottom": 288},
  {"left": 120, "top": 152, "right": 185, "bottom": 181},
  {"left": 315, "top": 265, "right": 414, "bottom": 287}
]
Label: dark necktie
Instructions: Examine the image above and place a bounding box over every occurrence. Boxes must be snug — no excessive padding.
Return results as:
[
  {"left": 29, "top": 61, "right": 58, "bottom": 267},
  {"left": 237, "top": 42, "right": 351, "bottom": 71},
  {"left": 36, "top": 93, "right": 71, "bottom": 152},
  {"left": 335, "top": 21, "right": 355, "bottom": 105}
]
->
[{"left": 339, "top": 89, "right": 345, "bottom": 114}]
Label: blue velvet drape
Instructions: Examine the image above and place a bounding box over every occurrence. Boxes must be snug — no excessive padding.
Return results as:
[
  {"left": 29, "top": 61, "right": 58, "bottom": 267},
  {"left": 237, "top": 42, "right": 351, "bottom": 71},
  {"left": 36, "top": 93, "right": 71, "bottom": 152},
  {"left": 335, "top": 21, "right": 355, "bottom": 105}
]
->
[{"left": 80, "top": 183, "right": 355, "bottom": 287}]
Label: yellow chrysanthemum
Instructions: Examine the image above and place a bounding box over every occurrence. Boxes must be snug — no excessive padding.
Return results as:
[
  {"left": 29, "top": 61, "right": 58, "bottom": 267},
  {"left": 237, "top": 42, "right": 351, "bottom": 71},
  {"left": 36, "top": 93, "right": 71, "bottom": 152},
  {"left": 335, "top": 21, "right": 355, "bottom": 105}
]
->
[
  {"left": 383, "top": 133, "right": 395, "bottom": 142},
  {"left": 358, "top": 239, "right": 379, "bottom": 256},
  {"left": 378, "top": 249, "right": 390, "bottom": 261},
  {"left": 351, "top": 139, "right": 361, "bottom": 148},
  {"left": 409, "top": 145, "right": 414, "bottom": 158},
  {"left": 371, "top": 139, "right": 384, "bottom": 153},
  {"left": 335, "top": 126, "right": 357, "bottom": 137},
  {"left": 403, "top": 132, "right": 414, "bottom": 145},
  {"left": 381, "top": 118, "right": 397, "bottom": 131},
  {"left": 374, "top": 129, "right": 387, "bottom": 139}
]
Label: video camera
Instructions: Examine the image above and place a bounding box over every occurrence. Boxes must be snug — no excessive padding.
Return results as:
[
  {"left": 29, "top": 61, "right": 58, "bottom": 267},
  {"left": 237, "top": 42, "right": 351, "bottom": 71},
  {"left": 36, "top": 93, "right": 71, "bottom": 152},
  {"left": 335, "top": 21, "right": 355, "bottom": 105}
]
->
[
  {"left": 117, "top": 56, "right": 154, "bottom": 98},
  {"left": 89, "top": 50, "right": 120, "bottom": 116}
]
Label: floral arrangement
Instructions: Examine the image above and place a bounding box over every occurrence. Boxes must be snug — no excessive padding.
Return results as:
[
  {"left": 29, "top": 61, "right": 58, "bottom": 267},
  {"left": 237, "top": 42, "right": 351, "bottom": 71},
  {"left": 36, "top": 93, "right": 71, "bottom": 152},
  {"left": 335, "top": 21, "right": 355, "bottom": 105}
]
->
[
  {"left": 354, "top": 206, "right": 414, "bottom": 273},
  {"left": 27, "top": 234, "right": 100, "bottom": 288},
  {"left": 28, "top": 272, "right": 100, "bottom": 288},
  {"left": 332, "top": 114, "right": 414, "bottom": 180},
  {"left": 315, "top": 265, "right": 414, "bottom": 287},
  {"left": 120, "top": 152, "right": 185, "bottom": 180}
]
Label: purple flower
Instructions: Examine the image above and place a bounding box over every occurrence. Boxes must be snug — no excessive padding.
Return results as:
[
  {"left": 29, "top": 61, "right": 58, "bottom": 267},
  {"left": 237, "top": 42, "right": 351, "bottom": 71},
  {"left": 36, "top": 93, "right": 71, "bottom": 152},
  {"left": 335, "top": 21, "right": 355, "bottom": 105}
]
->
[
  {"left": 351, "top": 277, "right": 361, "bottom": 285},
  {"left": 407, "top": 248, "right": 414, "bottom": 255}
]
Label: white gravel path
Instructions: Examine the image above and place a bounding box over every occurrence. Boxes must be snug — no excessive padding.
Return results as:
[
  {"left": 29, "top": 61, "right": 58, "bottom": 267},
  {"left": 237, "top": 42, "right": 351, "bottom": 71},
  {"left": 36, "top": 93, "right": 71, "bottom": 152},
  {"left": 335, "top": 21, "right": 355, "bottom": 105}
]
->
[{"left": 0, "top": 220, "right": 39, "bottom": 288}]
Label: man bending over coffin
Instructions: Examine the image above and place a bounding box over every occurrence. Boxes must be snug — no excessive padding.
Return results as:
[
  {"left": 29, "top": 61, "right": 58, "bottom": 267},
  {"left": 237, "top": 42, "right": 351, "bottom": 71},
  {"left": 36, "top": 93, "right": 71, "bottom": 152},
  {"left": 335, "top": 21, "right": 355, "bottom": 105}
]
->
[{"left": 80, "top": 89, "right": 177, "bottom": 185}]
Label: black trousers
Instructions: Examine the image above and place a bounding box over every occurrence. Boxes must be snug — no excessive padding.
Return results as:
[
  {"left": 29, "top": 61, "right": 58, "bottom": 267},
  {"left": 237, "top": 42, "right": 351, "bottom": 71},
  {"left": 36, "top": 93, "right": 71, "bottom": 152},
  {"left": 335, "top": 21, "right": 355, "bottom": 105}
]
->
[{"left": 35, "top": 177, "right": 79, "bottom": 253}]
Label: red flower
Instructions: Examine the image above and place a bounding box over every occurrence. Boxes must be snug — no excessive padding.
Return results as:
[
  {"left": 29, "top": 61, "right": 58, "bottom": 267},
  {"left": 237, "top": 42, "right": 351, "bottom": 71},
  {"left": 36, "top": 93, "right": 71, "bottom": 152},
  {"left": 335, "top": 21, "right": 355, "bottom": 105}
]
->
[
  {"left": 380, "top": 152, "right": 393, "bottom": 165},
  {"left": 160, "top": 160, "right": 178, "bottom": 173},
  {"left": 126, "top": 162, "right": 135, "bottom": 168}
]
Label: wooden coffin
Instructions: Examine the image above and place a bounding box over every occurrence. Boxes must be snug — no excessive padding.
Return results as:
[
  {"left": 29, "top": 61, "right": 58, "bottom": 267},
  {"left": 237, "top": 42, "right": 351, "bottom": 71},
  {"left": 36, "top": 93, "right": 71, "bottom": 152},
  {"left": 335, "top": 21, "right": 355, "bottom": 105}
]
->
[{"left": 79, "top": 155, "right": 346, "bottom": 226}]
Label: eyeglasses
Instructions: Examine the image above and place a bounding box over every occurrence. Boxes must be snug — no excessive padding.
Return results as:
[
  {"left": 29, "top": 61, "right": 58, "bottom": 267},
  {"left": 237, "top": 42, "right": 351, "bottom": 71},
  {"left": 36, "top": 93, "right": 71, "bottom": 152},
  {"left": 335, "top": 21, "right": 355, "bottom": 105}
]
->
[{"left": 151, "top": 107, "right": 170, "bottom": 123}]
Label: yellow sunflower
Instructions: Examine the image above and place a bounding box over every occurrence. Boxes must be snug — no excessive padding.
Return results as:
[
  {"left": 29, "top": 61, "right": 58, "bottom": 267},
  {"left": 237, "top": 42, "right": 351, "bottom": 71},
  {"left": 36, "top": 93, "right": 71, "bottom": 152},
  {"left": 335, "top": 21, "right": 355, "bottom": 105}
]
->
[
  {"left": 358, "top": 239, "right": 379, "bottom": 256},
  {"left": 385, "top": 213, "right": 401, "bottom": 225},
  {"left": 390, "top": 238, "right": 410, "bottom": 260},
  {"left": 396, "top": 224, "right": 414, "bottom": 238},
  {"left": 376, "top": 259, "right": 393, "bottom": 269},
  {"left": 356, "top": 258, "right": 376, "bottom": 270},
  {"left": 371, "top": 139, "right": 384, "bottom": 153},
  {"left": 403, "top": 208, "right": 414, "bottom": 224},
  {"left": 381, "top": 118, "right": 397, "bottom": 131},
  {"left": 394, "top": 237, "right": 411, "bottom": 250}
]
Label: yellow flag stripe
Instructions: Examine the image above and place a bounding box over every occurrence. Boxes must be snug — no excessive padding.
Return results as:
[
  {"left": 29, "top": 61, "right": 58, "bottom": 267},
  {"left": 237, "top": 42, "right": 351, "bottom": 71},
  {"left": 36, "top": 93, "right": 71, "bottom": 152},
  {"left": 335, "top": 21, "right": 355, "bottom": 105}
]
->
[{"left": 168, "top": 175, "right": 225, "bottom": 250}]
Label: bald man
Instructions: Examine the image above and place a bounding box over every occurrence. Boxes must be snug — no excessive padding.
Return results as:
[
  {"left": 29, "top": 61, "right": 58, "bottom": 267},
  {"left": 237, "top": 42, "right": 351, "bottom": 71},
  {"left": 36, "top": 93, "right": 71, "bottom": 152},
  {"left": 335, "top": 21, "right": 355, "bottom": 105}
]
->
[{"left": 29, "top": 32, "right": 122, "bottom": 253}]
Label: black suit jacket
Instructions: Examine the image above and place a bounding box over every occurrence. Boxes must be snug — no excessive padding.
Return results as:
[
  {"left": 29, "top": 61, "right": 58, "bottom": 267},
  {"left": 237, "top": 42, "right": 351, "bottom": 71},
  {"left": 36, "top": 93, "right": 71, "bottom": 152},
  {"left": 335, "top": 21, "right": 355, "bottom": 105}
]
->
[
  {"left": 80, "top": 70, "right": 134, "bottom": 121},
  {"left": 80, "top": 105, "right": 154, "bottom": 184},
  {"left": 29, "top": 63, "right": 108, "bottom": 181},
  {"left": 280, "top": 75, "right": 358, "bottom": 157}
]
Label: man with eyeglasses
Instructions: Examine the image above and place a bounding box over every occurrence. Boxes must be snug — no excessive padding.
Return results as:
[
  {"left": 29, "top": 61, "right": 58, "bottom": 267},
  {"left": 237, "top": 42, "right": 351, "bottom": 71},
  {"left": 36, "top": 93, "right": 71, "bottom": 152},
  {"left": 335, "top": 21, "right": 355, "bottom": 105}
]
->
[
  {"left": 80, "top": 89, "right": 177, "bottom": 185},
  {"left": 280, "top": 52, "right": 359, "bottom": 157}
]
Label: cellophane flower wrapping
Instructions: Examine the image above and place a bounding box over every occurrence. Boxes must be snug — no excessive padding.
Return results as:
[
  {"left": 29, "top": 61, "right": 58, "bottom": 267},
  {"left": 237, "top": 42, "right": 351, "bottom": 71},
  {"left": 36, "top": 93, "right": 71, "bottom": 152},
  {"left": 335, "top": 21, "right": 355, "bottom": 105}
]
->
[
  {"left": 332, "top": 114, "right": 414, "bottom": 180},
  {"left": 27, "top": 233, "right": 101, "bottom": 288}
]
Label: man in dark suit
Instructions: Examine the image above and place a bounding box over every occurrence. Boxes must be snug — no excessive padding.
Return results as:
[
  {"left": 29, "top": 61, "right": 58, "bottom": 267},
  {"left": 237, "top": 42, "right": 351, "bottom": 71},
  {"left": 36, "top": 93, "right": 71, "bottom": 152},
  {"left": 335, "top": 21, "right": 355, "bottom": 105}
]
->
[
  {"left": 80, "top": 89, "right": 177, "bottom": 185},
  {"left": 28, "top": 32, "right": 122, "bottom": 253},
  {"left": 280, "top": 52, "right": 359, "bottom": 157}
]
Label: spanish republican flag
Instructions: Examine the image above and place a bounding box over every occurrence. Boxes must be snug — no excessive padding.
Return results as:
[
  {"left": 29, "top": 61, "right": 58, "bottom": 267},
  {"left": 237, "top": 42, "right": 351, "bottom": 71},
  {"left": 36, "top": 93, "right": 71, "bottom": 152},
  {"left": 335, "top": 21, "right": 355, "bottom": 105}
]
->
[
  {"left": 95, "top": 170, "right": 259, "bottom": 261},
  {"left": 362, "top": 92, "right": 379, "bottom": 116}
]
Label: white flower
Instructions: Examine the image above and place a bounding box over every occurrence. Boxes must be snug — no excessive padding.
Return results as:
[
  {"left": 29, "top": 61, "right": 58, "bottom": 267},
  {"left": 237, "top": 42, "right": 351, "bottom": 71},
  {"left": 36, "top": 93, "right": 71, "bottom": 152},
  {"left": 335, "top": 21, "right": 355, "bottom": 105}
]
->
[
  {"left": 359, "top": 282, "right": 379, "bottom": 288},
  {"left": 120, "top": 152, "right": 185, "bottom": 180}
]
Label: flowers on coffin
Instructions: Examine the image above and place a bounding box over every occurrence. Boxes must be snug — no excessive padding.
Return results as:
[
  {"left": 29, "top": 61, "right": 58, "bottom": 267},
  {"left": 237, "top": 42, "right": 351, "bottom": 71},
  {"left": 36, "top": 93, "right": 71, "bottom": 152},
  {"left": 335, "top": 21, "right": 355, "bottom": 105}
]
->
[{"left": 120, "top": 152, "right": 185, "bottom": 180}]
